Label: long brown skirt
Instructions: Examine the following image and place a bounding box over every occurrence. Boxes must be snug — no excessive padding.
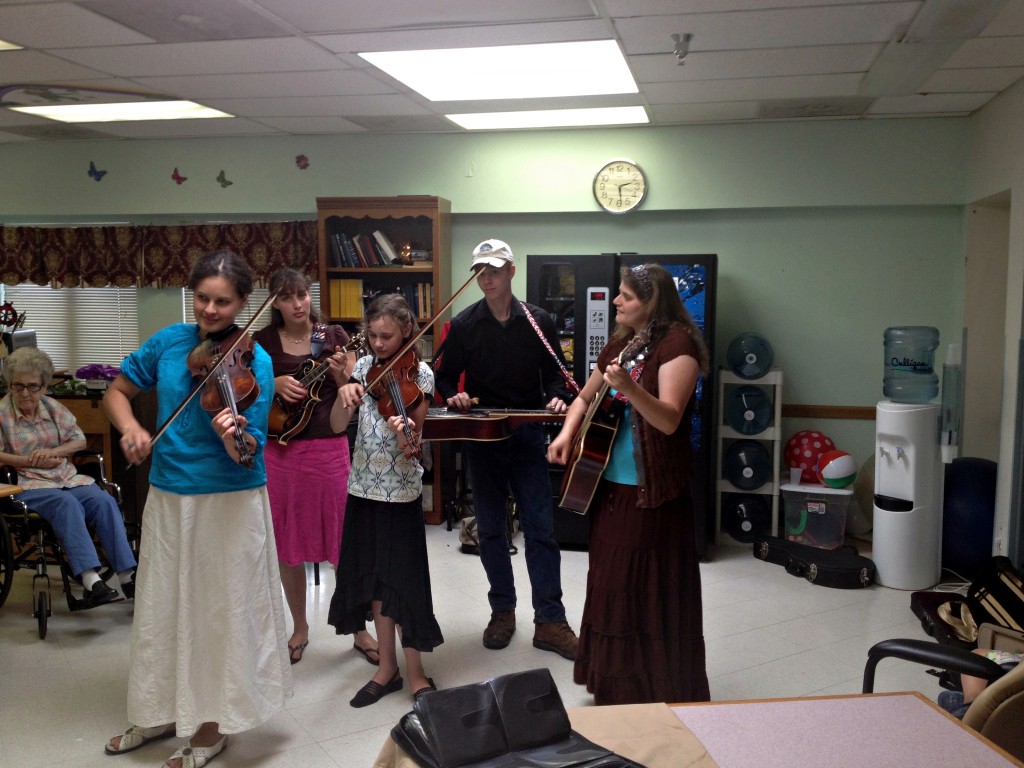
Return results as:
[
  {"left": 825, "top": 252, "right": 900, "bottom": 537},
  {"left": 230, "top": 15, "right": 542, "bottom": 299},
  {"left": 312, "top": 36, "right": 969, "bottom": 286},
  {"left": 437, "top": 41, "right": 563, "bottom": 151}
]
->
[{"left": 574, "top": 480, "right": 711, "bottom": 705}]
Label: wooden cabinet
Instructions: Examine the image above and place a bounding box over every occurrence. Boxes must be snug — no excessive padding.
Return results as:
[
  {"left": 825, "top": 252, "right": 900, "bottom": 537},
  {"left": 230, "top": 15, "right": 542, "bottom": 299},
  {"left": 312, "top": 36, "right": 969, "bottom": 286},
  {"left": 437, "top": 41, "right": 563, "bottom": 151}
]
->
[{"left": 316, "top": 196, "right": 452, "bottom": 523}]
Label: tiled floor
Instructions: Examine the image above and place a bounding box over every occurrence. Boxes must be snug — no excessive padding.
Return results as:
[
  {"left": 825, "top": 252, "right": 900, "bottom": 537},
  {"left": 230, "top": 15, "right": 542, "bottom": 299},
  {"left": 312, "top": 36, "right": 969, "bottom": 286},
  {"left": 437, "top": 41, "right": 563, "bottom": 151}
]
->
[{"left": 0, "top": 526, "right": 946, "bottom": 768}]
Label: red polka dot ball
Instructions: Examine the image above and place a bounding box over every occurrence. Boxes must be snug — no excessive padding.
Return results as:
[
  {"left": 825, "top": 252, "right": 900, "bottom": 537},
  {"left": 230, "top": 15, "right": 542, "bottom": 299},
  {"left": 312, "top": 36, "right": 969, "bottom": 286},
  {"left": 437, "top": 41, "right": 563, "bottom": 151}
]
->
[{"left": 785, "top": 430, "right": 836, "bottom": 484}]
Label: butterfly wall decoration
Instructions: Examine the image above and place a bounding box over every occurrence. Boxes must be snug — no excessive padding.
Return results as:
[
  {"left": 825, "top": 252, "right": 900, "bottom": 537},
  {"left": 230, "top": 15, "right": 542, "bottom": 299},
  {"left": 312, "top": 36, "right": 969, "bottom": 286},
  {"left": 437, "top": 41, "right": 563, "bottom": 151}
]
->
[
  {"left": 171, "top": 167, "right": 187, "bottom": 185},
  {"left": 216, "top": 170, "right": 233, "bottom": 188},
  {"left": 87, "top": 161, "right": 107, "bottom": 181}
]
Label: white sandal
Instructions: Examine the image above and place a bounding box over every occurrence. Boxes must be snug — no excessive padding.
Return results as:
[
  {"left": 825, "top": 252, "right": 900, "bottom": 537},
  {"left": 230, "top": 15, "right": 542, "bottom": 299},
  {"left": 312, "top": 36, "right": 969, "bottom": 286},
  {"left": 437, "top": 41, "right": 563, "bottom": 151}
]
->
[
  {"left": 163, "top": 735, "right": 227, "bottom": 768},
  {"left": 104, "top": 724, "right": 175, "bottom": 755}
]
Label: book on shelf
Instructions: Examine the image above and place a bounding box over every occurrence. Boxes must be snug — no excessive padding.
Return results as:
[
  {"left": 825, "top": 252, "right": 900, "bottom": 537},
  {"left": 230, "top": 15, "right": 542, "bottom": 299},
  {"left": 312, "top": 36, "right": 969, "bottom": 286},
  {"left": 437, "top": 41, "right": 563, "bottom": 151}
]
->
[
  {"left": 327, "top": 232, "right": 343, "bottom": 267},
  {"left": 329, "top": 278, "right": 364, "bottom": 318},
  {"left": 351, "top": 235, "right": 368, "bottom": 268},
  {"left": 373, "top": 230, "right": 399, "bottom": 265}
]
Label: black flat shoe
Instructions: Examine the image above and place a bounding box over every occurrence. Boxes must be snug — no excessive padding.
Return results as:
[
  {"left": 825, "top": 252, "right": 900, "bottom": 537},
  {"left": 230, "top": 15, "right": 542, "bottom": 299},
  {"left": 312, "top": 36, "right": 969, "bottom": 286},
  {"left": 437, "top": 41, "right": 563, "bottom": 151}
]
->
[
  {"left": 413, "top": 678, "right": 437, "bottom": 701},
  {"left": 350, "top": 672, "right": 403, "bottom": 708}
]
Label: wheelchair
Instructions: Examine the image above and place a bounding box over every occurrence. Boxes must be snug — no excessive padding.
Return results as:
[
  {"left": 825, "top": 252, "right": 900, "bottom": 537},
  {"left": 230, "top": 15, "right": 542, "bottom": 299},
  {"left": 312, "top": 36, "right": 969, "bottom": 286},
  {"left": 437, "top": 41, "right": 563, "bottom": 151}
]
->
[{"left": 0, "top": 450, "right": 140, "bottom": 639}]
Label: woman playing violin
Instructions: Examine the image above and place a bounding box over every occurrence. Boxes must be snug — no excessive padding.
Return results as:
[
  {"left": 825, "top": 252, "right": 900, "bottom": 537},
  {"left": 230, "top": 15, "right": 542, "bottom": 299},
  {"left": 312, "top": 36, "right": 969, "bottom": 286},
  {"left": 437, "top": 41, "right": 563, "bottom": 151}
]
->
[
  {"left": 327, "top": 293, "right": 443, "bottom": 708},
  {"left": 102, "top": 250, "right": 290, "bottom": 768},
  {"left": 251, "top": 268, "right": 377, "bottom": 666}
]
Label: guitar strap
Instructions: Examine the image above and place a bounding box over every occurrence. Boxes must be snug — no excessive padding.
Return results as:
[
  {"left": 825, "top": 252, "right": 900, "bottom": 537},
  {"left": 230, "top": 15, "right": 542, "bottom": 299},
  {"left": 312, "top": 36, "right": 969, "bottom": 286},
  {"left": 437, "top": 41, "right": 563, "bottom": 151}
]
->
[{"left": 517, "top": 301, "right": 581, "bottom": 395}]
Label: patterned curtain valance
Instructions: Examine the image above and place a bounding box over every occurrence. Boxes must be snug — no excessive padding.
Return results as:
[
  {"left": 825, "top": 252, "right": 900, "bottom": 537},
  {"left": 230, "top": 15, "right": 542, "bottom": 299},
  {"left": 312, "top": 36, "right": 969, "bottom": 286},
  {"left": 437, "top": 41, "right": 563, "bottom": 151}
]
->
[{"left": 0, "top": 220, "right": 317, "bottom": 289}]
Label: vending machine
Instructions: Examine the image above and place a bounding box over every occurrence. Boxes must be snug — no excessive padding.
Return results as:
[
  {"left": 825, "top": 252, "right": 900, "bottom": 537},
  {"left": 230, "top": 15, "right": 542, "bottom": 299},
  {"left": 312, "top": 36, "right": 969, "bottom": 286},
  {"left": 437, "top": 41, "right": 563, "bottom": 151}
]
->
[{"left": 526, "top": 253, "right": 718, "bottom": 557}]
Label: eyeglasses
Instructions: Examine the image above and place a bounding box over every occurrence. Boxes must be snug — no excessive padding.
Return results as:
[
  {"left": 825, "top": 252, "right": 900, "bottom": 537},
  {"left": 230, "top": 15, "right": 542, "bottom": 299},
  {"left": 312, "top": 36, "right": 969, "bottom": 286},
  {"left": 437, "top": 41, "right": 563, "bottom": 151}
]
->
[{"left": 10, "top": 383, "right": 43, "bottom": 393}]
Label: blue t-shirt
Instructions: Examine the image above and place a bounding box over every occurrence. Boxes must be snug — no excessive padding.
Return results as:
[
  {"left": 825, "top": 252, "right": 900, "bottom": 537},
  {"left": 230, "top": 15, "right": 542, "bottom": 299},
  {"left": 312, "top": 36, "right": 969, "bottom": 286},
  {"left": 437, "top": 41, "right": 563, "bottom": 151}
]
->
[
  {"left": 119, "top": 324, "right": 273, "bottom": 494},
  {"left": 603, "top": 401, "right": 638, "bottom": 485}
]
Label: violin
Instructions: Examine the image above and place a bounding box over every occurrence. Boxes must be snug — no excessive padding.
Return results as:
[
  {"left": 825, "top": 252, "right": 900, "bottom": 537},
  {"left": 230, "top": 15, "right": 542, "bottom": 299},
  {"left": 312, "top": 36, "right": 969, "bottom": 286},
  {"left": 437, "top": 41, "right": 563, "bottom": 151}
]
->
[
  {"left": 186, "top": 326, "right": 258, "bottom": 468},
  {"left": 365, "top": 347, "right": 423, "bottom": 458}
]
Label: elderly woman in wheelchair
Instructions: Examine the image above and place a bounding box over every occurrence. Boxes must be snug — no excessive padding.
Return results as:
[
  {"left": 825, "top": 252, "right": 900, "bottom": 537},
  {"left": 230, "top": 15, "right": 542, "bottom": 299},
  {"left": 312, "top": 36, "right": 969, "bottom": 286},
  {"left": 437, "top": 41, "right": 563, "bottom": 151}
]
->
[{"left": 0, "top": 347, "right": 136, "bottom": 607}]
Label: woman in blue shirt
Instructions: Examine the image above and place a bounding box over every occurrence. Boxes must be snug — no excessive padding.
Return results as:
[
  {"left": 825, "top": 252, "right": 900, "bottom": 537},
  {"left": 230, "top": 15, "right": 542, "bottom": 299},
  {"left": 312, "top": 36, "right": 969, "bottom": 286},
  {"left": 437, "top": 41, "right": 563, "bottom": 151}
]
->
[{"left": 102, "top": 250, "right": 290, "bottom": 768}]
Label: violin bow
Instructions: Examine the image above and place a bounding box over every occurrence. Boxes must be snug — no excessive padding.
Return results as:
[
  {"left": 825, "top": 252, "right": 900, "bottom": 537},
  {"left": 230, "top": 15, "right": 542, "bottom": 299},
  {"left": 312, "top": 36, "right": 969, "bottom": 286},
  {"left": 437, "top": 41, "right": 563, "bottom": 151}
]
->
[
  {"left": 364, "top": 271, "right": 478, "bottom": 391},
  {"left": 149, "top": 290, "right": 279, "bottom": 447}
]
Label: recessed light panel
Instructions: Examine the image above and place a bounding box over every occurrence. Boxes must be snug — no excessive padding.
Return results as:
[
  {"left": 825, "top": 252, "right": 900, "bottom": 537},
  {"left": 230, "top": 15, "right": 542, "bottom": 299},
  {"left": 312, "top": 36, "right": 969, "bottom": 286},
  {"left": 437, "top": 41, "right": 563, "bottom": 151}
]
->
[
  {"left": 447, "top": 106, "right": 648, "bottom": 130},
  {"left": 361, "top": 40, "right": 638, "bottom": 101},
  {"left": 9, "top": 100, "right": 233, "bottom": 123}
]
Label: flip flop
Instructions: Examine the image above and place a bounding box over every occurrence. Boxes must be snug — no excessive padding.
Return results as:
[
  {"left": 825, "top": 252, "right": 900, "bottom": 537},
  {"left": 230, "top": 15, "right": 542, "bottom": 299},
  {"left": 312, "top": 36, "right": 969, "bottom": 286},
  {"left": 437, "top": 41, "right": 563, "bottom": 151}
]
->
[
  {"left": 288, "top": 639, "right": 309, "bottom": 665},
  {"left": 353, "top": 640, "right": 380, "bottom": 666}
]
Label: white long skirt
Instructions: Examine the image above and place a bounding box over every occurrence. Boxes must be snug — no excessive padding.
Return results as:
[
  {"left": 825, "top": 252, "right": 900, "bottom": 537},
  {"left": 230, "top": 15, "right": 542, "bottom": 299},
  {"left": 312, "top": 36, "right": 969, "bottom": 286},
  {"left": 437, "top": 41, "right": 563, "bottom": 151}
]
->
[{"left": 126, "top": 487, "right": 292, "bottom": 737}]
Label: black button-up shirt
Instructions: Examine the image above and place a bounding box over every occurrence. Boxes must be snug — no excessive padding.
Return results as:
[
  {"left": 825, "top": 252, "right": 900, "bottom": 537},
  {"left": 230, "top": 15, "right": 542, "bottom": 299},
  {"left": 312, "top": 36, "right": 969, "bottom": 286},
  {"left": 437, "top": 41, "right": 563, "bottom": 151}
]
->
[{"left": 435, "top": 297, "right": 570, "bottom": 409}]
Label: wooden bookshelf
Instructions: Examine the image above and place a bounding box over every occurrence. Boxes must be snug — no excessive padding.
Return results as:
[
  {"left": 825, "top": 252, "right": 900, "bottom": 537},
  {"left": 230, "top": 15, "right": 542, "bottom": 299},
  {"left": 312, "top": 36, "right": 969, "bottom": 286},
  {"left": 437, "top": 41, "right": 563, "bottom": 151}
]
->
[{"left": 316, "top": 196, "right": 452, "bottom": 523}]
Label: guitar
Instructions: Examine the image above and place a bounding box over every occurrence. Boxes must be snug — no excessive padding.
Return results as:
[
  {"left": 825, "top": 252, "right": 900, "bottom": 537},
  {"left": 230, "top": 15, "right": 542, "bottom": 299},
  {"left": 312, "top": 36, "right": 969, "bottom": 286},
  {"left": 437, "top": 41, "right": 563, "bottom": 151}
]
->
[
  {"left": 557, "top": 328, "right": 651, "bottom": 515},
  {"left": 422, "top": 407, "right": 566, "bottom": 442},
  {"left": 268, "top": 331, "right": 366, "bottom": 445}
]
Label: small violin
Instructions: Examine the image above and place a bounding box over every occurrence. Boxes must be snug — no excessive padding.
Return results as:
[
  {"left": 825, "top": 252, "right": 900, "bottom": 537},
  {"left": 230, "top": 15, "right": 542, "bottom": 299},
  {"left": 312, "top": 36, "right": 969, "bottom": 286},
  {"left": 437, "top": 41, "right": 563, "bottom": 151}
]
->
[
  {"left": 186, "top": 326, "right": 258, "bottom": 468},
  {"left": 366, "top": 347, "right": 423, "bottom": 458}
]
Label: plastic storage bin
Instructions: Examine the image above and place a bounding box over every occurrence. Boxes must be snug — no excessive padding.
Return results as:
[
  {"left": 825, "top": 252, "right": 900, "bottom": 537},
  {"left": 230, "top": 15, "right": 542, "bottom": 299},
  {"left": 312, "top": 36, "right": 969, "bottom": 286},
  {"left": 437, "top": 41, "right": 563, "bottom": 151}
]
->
[{"left": 781, "top": 482, "right": 853, "bottom": 550}]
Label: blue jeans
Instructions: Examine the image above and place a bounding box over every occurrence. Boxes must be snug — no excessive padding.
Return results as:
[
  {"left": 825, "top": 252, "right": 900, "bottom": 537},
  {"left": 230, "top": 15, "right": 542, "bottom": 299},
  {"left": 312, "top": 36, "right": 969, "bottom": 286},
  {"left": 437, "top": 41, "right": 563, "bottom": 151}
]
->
[
  {"left": 465, "top": 424, "right": 565, "bottom": 623},
  {"left": 18, "top": 483, "right": 137, "bottom": 578}
]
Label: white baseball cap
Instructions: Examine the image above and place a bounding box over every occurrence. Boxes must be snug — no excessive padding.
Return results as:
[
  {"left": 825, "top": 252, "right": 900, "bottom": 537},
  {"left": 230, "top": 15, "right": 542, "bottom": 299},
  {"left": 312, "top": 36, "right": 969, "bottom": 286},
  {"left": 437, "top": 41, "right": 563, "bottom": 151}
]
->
[{"left": 471, "top": 239, "right": 514, "bottom": 270}]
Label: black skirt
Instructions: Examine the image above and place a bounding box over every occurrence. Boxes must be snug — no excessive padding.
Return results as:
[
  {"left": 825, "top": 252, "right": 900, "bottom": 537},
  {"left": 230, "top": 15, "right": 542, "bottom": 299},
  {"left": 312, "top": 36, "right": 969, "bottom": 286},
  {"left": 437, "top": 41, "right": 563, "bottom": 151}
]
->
[
  {"left": 327, "top": 494, "right": 443, "bottom": 653},
  {"left": 574, "top": 480, "right": 710, "bottom": 705}
]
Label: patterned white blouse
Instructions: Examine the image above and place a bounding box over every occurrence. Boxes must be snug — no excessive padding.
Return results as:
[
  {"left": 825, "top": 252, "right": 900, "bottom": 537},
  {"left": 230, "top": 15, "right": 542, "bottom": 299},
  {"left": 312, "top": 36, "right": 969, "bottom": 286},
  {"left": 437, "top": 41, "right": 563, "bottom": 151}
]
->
[{"left": 347, "top": 354, "right": 433, "bottom": 503}]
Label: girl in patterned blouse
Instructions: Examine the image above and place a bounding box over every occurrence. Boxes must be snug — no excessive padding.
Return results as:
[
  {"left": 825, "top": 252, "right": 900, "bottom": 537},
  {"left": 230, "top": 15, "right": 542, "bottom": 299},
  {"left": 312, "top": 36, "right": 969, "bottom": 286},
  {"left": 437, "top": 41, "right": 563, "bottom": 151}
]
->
[{"left": 326, "top": 293, "right": 443, "bottom": 707}]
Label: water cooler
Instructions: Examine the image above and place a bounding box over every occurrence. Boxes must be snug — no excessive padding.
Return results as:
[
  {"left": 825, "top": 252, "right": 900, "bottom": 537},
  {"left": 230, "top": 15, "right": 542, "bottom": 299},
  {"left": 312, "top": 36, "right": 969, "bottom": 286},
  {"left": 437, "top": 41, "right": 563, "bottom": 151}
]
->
[
  {"left": 872, "top": 401, "right": 943, "bottom": 589},
  {"left": 872, "top": 326, "right": 946, "bottom": 590}
]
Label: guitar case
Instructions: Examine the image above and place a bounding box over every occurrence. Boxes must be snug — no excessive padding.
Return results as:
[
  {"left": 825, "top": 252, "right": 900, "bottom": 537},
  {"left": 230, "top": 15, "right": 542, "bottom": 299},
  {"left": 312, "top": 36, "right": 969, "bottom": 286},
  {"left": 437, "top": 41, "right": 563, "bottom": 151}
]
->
[{"left": 752, "top": 536, "right": 876, "bottom": 589}]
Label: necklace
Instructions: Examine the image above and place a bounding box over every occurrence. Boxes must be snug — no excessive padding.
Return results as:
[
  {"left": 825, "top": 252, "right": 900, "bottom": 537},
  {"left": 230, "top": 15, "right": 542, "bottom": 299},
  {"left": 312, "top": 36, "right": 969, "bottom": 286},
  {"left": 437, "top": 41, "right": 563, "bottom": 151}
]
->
[{"left": 281, "top": 328, "right": 311, "bottom": 345}]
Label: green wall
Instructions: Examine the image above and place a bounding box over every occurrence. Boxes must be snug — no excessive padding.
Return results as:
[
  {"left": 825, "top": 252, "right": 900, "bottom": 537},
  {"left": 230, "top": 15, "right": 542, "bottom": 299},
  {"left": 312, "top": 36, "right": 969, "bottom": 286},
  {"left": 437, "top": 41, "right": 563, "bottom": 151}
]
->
[{"left": 0, "top": 117, "right": 971, "bottom": 468}]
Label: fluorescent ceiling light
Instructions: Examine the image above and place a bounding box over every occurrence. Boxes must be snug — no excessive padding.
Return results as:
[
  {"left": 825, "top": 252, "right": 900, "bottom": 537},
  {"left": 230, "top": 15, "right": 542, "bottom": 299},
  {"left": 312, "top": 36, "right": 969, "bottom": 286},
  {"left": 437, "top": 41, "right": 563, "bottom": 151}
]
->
[
  {"left": 447, "top": 106, "right": 649, "bottom": 131},
  {"left": 0, "top": 39, "right": 22, "bottom": 51},
  {"left": 9, "top": 100, "right": 232, "bottom": 123},
  {"left": 361, "top": 40, "right": 637, "bottom": 101}
]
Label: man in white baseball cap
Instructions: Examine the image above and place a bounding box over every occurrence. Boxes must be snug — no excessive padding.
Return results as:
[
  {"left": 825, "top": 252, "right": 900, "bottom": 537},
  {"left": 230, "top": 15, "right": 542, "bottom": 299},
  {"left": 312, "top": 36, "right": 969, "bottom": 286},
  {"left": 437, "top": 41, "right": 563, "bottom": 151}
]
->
[{"left": 435, "top": 239, "right": 578, "bottom": 661}]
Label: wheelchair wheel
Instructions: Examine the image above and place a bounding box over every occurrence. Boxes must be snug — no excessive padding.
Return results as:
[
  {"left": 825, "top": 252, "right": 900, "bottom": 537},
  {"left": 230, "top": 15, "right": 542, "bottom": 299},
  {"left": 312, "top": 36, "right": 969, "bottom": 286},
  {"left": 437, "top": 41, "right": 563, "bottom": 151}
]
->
[
  {"left": 36, "top": 590, "right": 49, "bottom": 639},
  {"left": 0, "top": 514, "right": 13, "bottom": 609}
]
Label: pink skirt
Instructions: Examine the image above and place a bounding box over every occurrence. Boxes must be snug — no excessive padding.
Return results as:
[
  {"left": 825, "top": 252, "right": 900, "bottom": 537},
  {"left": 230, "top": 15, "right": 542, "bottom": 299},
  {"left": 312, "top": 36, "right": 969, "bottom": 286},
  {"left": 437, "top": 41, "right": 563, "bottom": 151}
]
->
[{"left": 265, "top": 436, "right": 350, "bottom": 567}]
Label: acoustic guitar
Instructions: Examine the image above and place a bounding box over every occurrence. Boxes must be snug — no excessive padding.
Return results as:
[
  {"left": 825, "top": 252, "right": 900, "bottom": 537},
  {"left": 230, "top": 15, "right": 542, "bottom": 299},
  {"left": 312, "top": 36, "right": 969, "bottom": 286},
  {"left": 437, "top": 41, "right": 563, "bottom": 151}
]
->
[
  {"left": 268, "top": 331, "right": 366, "bottom": 445},
  {"left": 422, "top": 407, "right": 565, "bottom": 442},
  {"left": 558, "top": 329, "right": 650, "bottom": 515}
]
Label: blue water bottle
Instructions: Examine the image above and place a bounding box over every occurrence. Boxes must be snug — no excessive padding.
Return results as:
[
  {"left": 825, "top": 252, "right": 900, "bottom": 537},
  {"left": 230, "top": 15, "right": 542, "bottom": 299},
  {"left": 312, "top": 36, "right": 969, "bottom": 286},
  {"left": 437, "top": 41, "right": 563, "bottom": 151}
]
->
[{"left": 883, "top": 326, "right": 939, "bottom": 403}]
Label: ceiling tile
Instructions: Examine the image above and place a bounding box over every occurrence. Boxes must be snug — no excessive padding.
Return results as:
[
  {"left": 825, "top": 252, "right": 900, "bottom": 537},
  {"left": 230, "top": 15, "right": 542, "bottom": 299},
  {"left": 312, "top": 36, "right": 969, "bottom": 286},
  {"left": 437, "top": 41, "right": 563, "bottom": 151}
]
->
[
  {"left": 79, "top": 0, "right": 291, "bottom": 43},
  {"left": 644, "top": 74, "right": 863, "bottom": 105},
  {"left": 203, "top": 94, "right": 431, "bottom": 118},
  {"left": 54, "top": 38, "right": 345, "bottom": 78},
  {"left": 0, "top": 2, "right": 152, "bottom": 48},
  {"left": 131, "top": 70, "right": 393, "bottom": 100},
  {"left": 310, "top": 20, "right": 613, "bottom": 55},
  {"left": 630, "top": 44, "right": 884, "bottom": 84},
  {"left": 867, "top": 91, "right": 997, "bottom": 115},
  {"left": 613, "top": 3, "right": 920, "bottom": 54},
  {"left": 922, "top": 66, "right": 1024, "bottom": 93},
  {"left": 256, "top": 0, "right": 597, "bottom": 34}
]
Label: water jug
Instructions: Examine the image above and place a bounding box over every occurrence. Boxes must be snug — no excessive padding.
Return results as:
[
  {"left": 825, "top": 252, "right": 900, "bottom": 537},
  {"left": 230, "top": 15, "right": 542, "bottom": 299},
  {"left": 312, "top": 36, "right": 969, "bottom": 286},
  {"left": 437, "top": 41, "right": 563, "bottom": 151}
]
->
[
  {"left": 727, "top": 332, "right": 774, "bottom": 380},
  {"left": 883, "top": 326, "right": 939, "bottom": 403},
  {"left": 725, "top": 385, "right": 772, "bottom": 435},
  {"left": 723, "top": 440, "right": 772, "bottom": 491}
]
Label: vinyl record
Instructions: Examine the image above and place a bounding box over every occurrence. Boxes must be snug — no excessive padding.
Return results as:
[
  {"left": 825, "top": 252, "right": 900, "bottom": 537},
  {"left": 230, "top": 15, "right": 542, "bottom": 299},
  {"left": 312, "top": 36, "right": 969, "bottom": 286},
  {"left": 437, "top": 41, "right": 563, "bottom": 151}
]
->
[
  {"left": 723, "top": 439, "right": 772, "bottom": 491},
  {"left": 725, "top": 385, "right": 772, "bottom": 435},
  {"left": 727, "top": 332, "right": 774, "bottom": 380},
  {"left": 723, "top": 494, "right": 771, "bottom": 543}
]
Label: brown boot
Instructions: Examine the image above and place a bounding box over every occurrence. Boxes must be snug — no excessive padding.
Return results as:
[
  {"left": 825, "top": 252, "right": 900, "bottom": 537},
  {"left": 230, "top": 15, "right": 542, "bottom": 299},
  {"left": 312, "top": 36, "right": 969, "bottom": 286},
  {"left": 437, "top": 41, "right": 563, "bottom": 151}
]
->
[
  {"left": 483, "top": 610, "right": 516, "bottom": 649},
  {"left": 533, "top": 620, "right": 578, "bottom": 660}
]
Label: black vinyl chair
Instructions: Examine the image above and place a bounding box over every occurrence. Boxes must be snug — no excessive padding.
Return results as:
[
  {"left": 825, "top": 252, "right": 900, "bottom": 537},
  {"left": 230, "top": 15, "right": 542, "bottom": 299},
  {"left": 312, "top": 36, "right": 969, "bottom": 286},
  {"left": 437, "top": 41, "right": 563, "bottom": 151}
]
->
[{"left": 863, "top": 622, "right": 1024, "bottom": 762}]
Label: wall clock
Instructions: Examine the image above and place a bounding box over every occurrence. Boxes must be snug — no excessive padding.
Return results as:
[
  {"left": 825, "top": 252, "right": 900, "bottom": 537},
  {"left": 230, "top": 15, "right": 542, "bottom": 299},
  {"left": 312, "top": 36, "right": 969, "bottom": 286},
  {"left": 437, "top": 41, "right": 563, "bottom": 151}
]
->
[{"left": 593, "top": 159, "right": 647, "bottom": 214}]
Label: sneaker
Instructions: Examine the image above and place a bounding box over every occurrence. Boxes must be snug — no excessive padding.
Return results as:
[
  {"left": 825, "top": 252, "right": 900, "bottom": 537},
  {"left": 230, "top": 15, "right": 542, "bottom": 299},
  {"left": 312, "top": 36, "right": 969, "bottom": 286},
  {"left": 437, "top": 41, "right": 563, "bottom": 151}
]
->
[
  {"left": 483, "top": 611, "right": 516, "bottom": 649},
  {"left": 83, "top": 579, "right": 120, "bottom": 608},
  {"left": 532, "top": 620, "right": 578, "bottom": 660}
]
